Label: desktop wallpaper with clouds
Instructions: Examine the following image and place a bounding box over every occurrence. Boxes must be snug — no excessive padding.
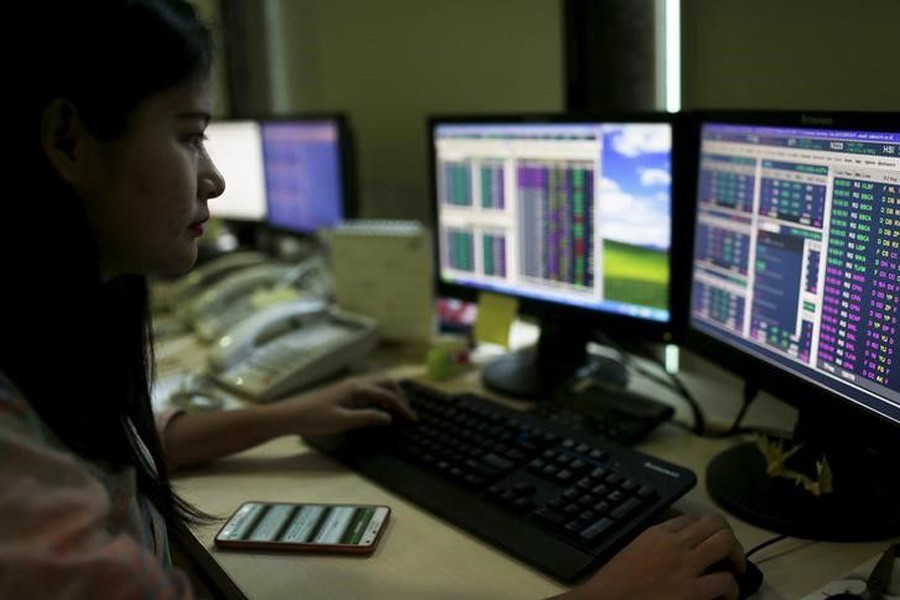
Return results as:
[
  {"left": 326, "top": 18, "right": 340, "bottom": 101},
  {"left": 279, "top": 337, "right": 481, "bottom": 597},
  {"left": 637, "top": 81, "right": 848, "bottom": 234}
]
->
[{"left": 599, "top": 124, "right": 672, "bottom": 310}]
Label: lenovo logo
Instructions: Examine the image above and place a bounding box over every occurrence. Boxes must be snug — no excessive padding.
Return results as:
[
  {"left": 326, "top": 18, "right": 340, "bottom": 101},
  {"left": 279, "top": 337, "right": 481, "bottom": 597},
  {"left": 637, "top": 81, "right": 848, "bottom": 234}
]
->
[{"left": 801, "top": 114, "right": 834, "bottom": 126}]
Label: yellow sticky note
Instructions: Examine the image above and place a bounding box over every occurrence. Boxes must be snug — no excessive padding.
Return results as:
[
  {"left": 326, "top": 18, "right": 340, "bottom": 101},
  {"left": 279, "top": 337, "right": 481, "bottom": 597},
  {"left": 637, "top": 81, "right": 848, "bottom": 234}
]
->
[{"left": 473, "top": 292, "right": 518, "bottom": 348}]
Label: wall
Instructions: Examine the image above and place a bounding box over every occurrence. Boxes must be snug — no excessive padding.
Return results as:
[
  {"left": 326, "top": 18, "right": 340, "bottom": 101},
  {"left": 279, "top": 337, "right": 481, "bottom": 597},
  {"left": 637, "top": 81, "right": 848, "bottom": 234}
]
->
[
  {"left": 191, "top": 0, "right": 231, "bottom": 117},
  {"left": 681, "top": 0, "right": 900, "bottom": 110},
  {"left": 260, "top": 0, "right": 897, "bottom": 221},
  {"left": 275, "top": 0, "right": 565, "bottom": 223}
]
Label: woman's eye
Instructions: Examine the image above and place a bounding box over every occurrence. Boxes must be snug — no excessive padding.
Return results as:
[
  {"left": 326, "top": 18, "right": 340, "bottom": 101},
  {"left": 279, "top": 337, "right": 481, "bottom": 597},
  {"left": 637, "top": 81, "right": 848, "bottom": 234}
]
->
[{"left": 184, "top": 133, "right": 207, "bottom": 150}]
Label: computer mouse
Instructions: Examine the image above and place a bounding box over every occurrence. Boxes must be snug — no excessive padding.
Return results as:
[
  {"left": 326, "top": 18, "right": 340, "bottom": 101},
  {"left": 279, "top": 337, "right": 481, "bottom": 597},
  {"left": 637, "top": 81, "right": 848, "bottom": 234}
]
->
[{"left": 707, "top": 558, "right": 764, "bottom": 599}]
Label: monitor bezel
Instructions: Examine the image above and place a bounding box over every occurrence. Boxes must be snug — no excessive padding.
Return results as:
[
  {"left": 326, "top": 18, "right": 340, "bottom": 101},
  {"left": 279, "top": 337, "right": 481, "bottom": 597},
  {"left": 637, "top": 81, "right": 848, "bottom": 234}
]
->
[
  {"left": 426, "top": 111, "right": 690, "bottom": 344},
  {"left": 681, "top": 109, "right": 900, "bottom": 443},
  {"left": 257, "top": 112, "right": 358, "bottom": 237}
]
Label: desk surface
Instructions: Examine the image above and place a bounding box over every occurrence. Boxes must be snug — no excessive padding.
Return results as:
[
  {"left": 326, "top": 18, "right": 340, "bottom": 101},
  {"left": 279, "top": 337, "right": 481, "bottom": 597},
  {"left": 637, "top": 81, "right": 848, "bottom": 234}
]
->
[{"left": 162, "top": 340, "right": 897, "bottom": 599}]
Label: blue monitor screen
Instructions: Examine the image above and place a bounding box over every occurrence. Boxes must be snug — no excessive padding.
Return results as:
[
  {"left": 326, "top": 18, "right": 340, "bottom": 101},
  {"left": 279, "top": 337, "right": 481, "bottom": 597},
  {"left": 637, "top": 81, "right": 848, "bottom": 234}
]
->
[
  {"left": 261, "top": 120, "right": 345, "bottom": 234},
  {"left": 689, "top": 120, "right": 900, "bottom": 423}
]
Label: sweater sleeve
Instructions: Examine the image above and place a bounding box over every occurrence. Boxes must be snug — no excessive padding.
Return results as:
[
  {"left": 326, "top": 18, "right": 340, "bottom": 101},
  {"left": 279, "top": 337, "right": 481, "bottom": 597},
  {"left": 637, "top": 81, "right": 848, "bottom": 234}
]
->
[{"left": 0, "top": 382, "right": 196, "bottom": 600}]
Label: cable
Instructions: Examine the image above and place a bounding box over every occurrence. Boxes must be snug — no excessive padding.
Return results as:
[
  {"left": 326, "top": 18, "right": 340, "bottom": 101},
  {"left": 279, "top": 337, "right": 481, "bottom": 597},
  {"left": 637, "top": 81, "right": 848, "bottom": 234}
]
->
[
  {"left": 702, "top": 380, "right": 759, "bottom": 439},
  {"left": 633, "top": 355, "right": 793, "bottom": 440},
  {"left": 589, "top": 335, "right": 792, "bottom": 441},
  {"left": 656, "top": 369, "right": 706, "bottom": 436},
  {"left": 593, "top": 333, "right": 707, "bottom": 435},
  {"left": 745, "top": 533, "right": 790, "bottom": 559},
  {"left": 630, "top": 352, "right": 705, "bottom": 435},
  {"left": 728, "top": 381, "right": 758, "bottom": 435}
]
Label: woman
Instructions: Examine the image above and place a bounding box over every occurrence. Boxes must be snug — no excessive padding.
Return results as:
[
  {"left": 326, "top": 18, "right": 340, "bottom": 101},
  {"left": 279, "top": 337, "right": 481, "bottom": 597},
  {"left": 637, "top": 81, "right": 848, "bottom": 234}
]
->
[{"left": 0, "top": 1, "right": 746, "bottom": 597}]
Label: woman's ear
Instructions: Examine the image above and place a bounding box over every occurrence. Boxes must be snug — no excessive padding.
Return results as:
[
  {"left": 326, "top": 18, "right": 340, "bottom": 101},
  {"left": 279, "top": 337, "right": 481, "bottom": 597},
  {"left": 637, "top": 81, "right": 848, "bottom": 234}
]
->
[{"left": 40, "top": 98, "right": 91, "bottom": 184}]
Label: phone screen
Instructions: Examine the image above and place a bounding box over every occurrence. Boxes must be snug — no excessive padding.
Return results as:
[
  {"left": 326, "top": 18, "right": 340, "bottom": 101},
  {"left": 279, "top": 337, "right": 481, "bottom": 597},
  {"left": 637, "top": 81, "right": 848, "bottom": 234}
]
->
[{"left": 215, "top": 502, "right": 390, "bottom": 553}]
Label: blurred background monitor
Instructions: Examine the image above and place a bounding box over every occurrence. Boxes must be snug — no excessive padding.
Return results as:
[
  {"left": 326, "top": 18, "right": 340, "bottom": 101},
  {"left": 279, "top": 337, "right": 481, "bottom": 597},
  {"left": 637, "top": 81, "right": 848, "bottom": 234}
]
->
[
  {"left": 683, "top": 110, "right": 900, "bottom": 540},
  {"left": 205, "top": 120, "right": 267, "bottom": 223},
  {"left": 202, "top": 120, "right": 267, "bottom": 256},
  {"left": 262, "top": 115, "right": 357, "bottom": 236},
  {"left": 429, "top": 114, "right": 685, "bottom": 397}
]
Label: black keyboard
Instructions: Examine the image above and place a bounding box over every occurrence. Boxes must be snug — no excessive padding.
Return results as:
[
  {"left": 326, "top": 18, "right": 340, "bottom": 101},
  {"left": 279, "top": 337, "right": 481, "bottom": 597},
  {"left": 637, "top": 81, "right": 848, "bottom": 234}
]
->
[
  {"left": 530, "top": 380, "right": 675, "bottom": 445},
  {"left": 305, "top": 379, "right": 696, "bottom": 582}
]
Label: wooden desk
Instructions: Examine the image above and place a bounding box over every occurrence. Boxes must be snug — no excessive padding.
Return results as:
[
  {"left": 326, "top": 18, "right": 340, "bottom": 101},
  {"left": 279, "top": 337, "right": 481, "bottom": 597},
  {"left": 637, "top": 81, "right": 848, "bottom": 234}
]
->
[{"left": 161, "top": 341, "right": 897, "bottom": 599}]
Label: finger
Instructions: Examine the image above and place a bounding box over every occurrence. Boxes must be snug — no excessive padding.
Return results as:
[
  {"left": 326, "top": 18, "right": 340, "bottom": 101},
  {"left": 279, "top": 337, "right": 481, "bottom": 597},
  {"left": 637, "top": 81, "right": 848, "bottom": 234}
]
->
[
  {"left": 339, "top": 407, "right": 393, "bottom": 429},
  {"left": 656, "top": 514, "right": 698, "bottom": 533},
  {"left": 357, "top": 375, "right": 400, "bottom": 392},
  {"left": 355, "top": 381, "right": 418, "bottom": 421},
  {"left": 375, "top": 377, "right": 406, "bottom": 396},
  {"left": 362, "top": 381, "right": 417, "bottom": 419},
  {"left": 695, "top": 571, "right": 740, "bottom": 600},
  {"left": 694, "top": 527, "right": 746, "bottom": 574},
  {"left": 679, "top": 513, "right": 730, "bottom": 548}
]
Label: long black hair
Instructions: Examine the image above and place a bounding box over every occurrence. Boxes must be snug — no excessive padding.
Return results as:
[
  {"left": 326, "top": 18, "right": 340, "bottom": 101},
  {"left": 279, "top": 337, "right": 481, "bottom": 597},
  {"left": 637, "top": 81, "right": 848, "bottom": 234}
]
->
[{"left": 3, "top": 0, "right": 216, "bottom": 525}]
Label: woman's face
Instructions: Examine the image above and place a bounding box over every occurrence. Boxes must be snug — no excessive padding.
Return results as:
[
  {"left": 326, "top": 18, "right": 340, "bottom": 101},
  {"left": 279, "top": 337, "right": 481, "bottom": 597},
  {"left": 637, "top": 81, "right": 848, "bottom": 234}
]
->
[{"left": 79, "top": 76, "right": 226, "bottom": 279}]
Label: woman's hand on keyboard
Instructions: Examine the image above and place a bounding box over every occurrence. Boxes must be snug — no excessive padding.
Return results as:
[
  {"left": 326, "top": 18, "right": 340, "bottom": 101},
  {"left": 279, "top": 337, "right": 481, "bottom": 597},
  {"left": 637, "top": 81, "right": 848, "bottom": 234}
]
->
[
  {"left": 550, "top": 513, "right": 746, "bottom": 600},
  {"left": 271, "top": 375, "right": 417, "bottom": 437}
]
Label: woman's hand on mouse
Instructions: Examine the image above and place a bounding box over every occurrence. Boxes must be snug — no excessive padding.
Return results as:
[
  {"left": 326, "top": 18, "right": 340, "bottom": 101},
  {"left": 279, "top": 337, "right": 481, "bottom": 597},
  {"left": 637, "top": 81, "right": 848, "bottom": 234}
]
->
[{"left": 550, "top": 513, "right": 746, "bottom": 600}]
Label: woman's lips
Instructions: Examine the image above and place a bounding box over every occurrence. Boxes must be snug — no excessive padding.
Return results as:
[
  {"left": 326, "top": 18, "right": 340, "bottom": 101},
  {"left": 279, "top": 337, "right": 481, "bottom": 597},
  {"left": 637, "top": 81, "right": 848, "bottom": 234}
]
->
[{"left": 189, "top": 221, "right": 206, "bottom": 236}]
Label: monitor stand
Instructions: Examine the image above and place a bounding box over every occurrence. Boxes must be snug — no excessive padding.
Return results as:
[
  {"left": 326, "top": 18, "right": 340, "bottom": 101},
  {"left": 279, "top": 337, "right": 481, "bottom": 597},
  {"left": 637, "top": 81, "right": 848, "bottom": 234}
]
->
[
  {"left": 481, "top": 318, "right": 629, "bottom": 400},
  {"left": 706, "top": 407, "right": 900, "bottom": 541}
]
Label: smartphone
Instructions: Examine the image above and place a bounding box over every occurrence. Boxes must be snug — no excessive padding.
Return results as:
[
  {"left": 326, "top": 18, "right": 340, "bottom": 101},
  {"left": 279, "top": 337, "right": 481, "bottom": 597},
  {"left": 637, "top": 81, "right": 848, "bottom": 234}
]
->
[{"left": 214, "top": 501, "right": 390, "bottom": 555}]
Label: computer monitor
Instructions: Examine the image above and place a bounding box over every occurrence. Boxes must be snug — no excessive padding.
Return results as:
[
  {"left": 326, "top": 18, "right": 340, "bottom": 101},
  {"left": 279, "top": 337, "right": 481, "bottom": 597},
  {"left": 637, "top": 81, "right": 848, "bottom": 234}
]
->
[
  {"left": 261, "top": 115, "right": 356, "bottom": 235},
  {"left": 684, "top": 110, "right": 900, "bottom": 540},
  {"left": 205, "top": 120, "right": 267, "bottom": 222},
  {"left": 429, "top": 114, "right": 684, "bottom": 397}
]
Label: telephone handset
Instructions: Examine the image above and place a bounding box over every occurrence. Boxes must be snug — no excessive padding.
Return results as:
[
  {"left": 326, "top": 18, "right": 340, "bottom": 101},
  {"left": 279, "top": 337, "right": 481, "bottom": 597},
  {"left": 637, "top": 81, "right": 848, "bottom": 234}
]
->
[
  {"left": 207, "top": 300, "right": 380, "bottom": 402},
  {"left": 181, "top": 262, "right": 295, "bottom": 321},
  {"left": 208, "top": 299, "right": 329, "bottom": 371},
  {"left": 153, "top": 250, "right": 269, "bottom": 311},
  {"left": 282, "top": 255, "right": 333, "bottom": 299},
  {"left": 188, "top": 256, "right": 334, "bottom": 342}
]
